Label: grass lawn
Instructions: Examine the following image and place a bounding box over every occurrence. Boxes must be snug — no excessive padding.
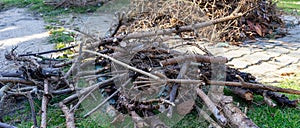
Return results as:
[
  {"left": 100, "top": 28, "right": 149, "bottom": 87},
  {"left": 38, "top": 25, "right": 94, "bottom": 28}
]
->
[{"left": 276, "top": 0, "right": 300, "bottom": 14}]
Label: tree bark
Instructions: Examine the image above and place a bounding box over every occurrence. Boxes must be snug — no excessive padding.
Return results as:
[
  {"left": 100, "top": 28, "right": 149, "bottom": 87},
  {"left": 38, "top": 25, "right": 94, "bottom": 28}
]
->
[
  {"left": 59, "top": 102, "right": 76, "bottom": 128},
  {"left": 220, "top": 96, "right": 258, "bottom": 128}
]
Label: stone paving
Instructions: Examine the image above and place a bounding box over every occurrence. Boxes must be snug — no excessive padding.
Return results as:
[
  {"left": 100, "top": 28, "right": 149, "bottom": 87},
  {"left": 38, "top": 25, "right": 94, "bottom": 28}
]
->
[{"left": 203, "top": 16, "right": 300, "bottom": 83}]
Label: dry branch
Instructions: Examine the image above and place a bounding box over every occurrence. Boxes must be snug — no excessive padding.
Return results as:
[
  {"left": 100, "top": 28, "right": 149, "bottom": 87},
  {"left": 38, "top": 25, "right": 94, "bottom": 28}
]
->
[
  {"left": 41, "top": 80, "right": 49, "bottom": 128},
  {"left": 83, "top": 78, "right": 131, "bottom": 117},
  {"left": 62, "top": 75, "right": 119, "bottom": 104},
  {"left": 83, "top": 50, "right": 160, "bottom": 80},
  {"left": 168, "top": 61, "right": 190, "bottom": 117},
  {"left": 229, "top": 87, "right": 253, "bottom": 101},
  {"left": 195, "top": 105, "right": 222, "bottom": 128},
  {"left": 165, "top": 79, "right": 300, "bottom": 95},
  {"left": 195, "top": 87, "right": 227, "bottom": 125},
  {"left": 220, "top": 96, "right": 258, "bottom": 128},
  {"left": 0, "top": 77, "right": 34, "bottom": 85},
  {"left": 59, "top": 102, "right": 75, "bottom": 128},
  {"left": 0, "top": 122, "right": 17, "bottom": 128},
  {"left": 26, "top": 92, "right": 38, "bottom": 128},
  {"left": 159, "top": 55, "right": 227, "bottom": 67},
  {"left": 0, "top": 83, "right": 14, "bottom": 98}
]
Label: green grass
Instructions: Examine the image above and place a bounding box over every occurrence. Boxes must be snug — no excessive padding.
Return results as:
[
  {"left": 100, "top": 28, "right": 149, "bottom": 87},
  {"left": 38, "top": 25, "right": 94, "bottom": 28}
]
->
[
  {"left": 225, "top": 74, "right": 300, "bottom": 128},
  {"left": 275, "top": 0, "right": 300, "bottom": 15}
]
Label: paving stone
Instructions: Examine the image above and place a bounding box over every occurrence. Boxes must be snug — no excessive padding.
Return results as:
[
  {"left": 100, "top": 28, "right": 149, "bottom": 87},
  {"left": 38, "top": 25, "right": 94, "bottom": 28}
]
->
[
  {"left": 262, "top": 50, "right": 281, "bottom": 57},
  {"left": 288, "top": 26, "right": 300, "bottom": 35},
  {"left": 227, "top": 59, "right": 249, "bottom": 69},
  {"left": 242, "top": 63, "right": 280, "bottom": 75},
  {"left": 259, "top": 77, "right": 284, "bottom": 83},
  {"left": 223, "top": 48, "right": 251, "bottom": 60},
  {"left": 274, "top": 67, "right": 299, "bottom": 76},
  {"left": 281, "top": 45, "right": 299, "bottom": 50},
  {"left": 277, "top": 36, "right": 298, "bottom": 43},
  {"left": 288, "top": 49, "right": 300, "bottom": 58},
  {"left": 281, "top": 15, "right": 300, "bottom": 25},
  {"left": 239, "top": 52, "right": 273, "bottom": 64},
  {"left": 266, "top": 46, "right": 290, "bottom": 54},
  {"left": 269, "top": 55, "right": 299, "bottom": 67},
  {"left": 206, "top": 46, "right": 239, "bottom": 56},
  {"left": 206, "top": 47, "right": 226, "bottom": 55}
]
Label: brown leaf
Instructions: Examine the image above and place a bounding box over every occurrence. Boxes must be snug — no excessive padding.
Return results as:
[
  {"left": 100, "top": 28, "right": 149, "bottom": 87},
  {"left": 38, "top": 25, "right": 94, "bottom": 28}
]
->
[
  {"left": 254, "top": 23, "right": 263, "bottom": 36},
  {"left": 176, "top": 99, "right": 195, "bottom": 115},
  {"left": 246, "top": 20, "right": 255, "bottom": 30},
  {"left": 281, "top": 72, "right": 295, "bottom": 76}
]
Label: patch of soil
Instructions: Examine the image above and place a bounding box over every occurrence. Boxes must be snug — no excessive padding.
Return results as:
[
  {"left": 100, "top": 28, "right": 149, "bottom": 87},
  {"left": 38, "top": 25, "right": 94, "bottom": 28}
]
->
[{"left": 0, "top": 8, "right": 54, "bottom": 72}]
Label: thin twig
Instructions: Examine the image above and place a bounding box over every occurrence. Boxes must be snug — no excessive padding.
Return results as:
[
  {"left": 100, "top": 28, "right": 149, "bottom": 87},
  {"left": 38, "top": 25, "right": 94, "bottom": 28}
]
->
[
  {"left": 26, "top": 92, "right": 38, "bottom": 128},
  {"left": 83, "top": 50, "right": 160, "bottom": 80},
  {"left": 18, "top": 44, "right": 78, "bottom": 57},
  {"left": 83, "top": 78, "right": 132, "bottom": 118}
]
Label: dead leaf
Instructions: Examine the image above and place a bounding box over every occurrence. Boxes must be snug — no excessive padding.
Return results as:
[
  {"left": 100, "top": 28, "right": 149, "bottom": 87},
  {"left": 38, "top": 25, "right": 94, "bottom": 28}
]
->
[
  {"left": 281, "top": 72, "right": 295, "bottom": 76},
  {"left": 247, "top": 20, "right": 255, "bottom": 30},
  {"left": 254, "top": 23, "right": 263, "bottom": 36}
]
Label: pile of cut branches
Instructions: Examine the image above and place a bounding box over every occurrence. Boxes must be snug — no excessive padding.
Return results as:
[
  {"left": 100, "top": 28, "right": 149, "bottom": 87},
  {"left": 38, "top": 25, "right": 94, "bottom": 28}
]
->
[
  {"left": 0, "top": 1, "right": 299, "bottom": 128},
  {"left": 122, "top": 0, "right": 285, "bottom": 44}
]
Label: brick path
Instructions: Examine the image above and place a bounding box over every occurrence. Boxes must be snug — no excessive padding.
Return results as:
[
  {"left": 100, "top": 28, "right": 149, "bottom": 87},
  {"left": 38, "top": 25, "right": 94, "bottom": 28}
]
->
[{"left": 204, "top": 16, "right": 300, "bottom": 83}]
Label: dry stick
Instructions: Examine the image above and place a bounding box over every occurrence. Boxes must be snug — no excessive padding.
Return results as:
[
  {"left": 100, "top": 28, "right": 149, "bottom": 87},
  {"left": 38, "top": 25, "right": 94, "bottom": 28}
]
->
[
  {"left": 195, "top": 87, "right": 227, "bottom": 125},
  {"left": 18, "top": 44, "right": 78, "bottom": 57},
  {"left": 229, "top": 75, "right": 253, "bottom": 101},
  {"left": 76, "top": 66, "right": 110, "bottom": 77},
  {"left": 229, "top": 87, "right": 253, "bottom": 101},
  {"left": 51, "top": 88, "right": 77, "bottom": 95},
  {"left": 69, "top": 75, "right": 127, "bottom": 113},
  {"left": 263, "top": 91, "right": 277, "bottom": 107},
  {"left": 41, "top": 80, "right": 49, "bottom": 128},
  {"left": 195, "top": 105, "right": 222, "bottom": 128},
  {"left": 0, "top": 83, "right": 14, "bottom": 98},
  {"left": 159, "top": 55, "right": 228, "bottom": 67},
  {"left": 64, "top": 41, "right": 84, "bottom": 90},
  {"left": 26, "top": 92, "right": 38, "bottom": 128},
  {"left": 167, "top": 61, "right": 190, "bottom": 118},
  {"left": 83, "top": 78, "right": 132, "bottom": 118},
  {"left": 83, "top": 50, "right": 160, "bottom": 80},
  {"left": 220, "top": 96, "right": 259, "bottom": 128},
  {"left": 0, "top": 122, "right": 17, "bottom": 128},
  {"left": 53, "top": 60, "right": 73, "bottom": 68},
  {"left": 164, "top": 79, "right": 300, "bottom": 95},
  {"left": 59, "top": 102, "right": 75, "bottom": 128},
  {"left": 0, "top": 77, "right": 34, "bottom": 85},
  {"left": 62, "top": 75, "right": 120, "bottom": 105}
]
